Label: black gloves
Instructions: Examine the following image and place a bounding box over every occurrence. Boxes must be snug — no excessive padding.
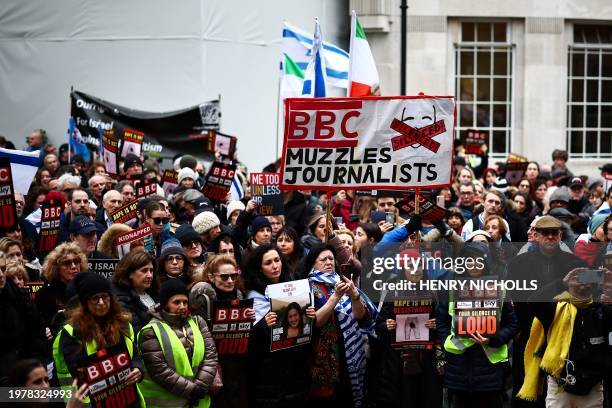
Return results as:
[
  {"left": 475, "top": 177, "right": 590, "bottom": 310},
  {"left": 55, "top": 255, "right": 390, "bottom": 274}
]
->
[
  {"left": 432, "top": 219, "right": 450, "bottom": 236},
  {"left": 404, "top": 214, "right": 422, "bottom": 234}
]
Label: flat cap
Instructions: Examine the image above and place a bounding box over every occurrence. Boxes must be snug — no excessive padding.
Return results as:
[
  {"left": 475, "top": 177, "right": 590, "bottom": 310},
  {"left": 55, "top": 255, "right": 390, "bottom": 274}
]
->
[{"left": 534, "top": 215, "right": 562, "bottom": 230}]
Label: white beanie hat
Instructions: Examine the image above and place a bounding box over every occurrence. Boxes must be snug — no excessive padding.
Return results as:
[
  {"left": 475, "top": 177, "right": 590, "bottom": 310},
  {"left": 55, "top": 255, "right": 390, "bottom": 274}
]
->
[
  {"left": 226, "top": 200, "right": 246, "bottom": 219},
  {"left": 192, "top": 211, "right": 220, "bottom": 234},
  {"left": 178, "top": 167, "right": 198, "bottom": 184}
]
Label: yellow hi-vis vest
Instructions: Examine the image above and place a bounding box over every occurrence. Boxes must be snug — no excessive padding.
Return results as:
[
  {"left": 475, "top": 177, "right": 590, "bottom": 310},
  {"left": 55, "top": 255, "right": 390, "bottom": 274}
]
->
[
  {"left": 137, "top": 318, "right": 210, "bottom": 408},
  {"left": 443, "top": 299, "right": 508, "bottom": 364},
  {"left": 52, "top": 323, "right": 144, "bottom": 406}
]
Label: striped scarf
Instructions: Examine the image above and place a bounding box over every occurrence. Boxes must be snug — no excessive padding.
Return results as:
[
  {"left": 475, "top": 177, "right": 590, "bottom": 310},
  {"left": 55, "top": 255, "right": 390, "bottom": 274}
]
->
[{"left": 309, "top": 269, "right": 377, "bottom": 407}]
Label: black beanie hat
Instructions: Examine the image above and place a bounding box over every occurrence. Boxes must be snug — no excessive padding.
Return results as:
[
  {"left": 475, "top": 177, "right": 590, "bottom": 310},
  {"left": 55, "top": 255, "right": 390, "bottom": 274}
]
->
[
  {"left": 174, "top": 224, "right": 201, "bottom": 247},
  {"left": 160, "top": 278, "right": 189, "bottom": 307},
  {"left": 74, "top": 272, "right": 112, "bottom": 304}
]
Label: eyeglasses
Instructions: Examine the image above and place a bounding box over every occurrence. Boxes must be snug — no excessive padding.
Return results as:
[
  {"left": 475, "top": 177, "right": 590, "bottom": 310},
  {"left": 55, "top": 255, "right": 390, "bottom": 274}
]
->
[
  {"left": 216, "top": 273, "right": 239, "bottom": 282},
  {"left": 183, "top": 240, "right": 201, "bottom": 248},
  {"left": 166, "top": 255, "right": 184, "bottom": 263},
  {"left": 123, "top": 191, "right": 135, "bottom": 197},
  {"left": 62, "top": 188, "right": 74, "bottom": 194},
  {"left": 317, "top": 255, "right": 334, "bottom": 263},
  {"left": 152, "top": 217, "right": 170, "bottom": 225},
  {"left": 535, "top": 229, "right": 559, "bottom": 237},
  {"left": 88, "top": 294, "right": 110, "bottom": 304},
  {"left": 60, "top": 258, "right": 79, "bottom": 267}
]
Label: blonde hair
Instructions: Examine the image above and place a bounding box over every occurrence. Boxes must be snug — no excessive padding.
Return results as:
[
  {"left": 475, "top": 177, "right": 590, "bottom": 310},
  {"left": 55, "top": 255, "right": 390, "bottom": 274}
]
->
[
  {"left": 336, "top": 229, "right": 357, "bottom": 253},
  {"left": 6, "top": 262, "right": 28, "bottom": 283},
  {"left": 98, "top": 224, "right": 133, "bottom": 257},
  {"left": 42, "top": 242, "right": 87, "bottom": 282}
]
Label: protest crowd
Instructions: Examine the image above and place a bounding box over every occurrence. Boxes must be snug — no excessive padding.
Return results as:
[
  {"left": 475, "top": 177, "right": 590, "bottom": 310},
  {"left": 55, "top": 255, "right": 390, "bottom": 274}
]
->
[{"left": 0, "top": 124, "right": 609, "bottom": 408}]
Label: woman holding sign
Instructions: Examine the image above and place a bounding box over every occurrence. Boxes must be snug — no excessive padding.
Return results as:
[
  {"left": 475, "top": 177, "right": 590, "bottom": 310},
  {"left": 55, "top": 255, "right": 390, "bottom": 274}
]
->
[
  {"left": 53, "top": 272, "right": 144, "bottom": 407},
  {"left": 244, "top": 244, "right": 315, "bottom": 408},
  {"left": 304, "top": 244, "right": 378, "bottom": 408},
  {"left": 190, "top": 254, "right": 254, "bottom": 408}
]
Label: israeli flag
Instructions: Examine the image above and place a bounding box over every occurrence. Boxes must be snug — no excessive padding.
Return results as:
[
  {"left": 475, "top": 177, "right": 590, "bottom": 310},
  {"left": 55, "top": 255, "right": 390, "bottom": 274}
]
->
[
  {"left": 301, "top": 19, "right": 328, "bottom": 98},
  {"left": 229, "top": 174, "right": 245, "bottom": 200},
  {"left": 283, "top": 21, "right": 348, "bottom": 89},
  {"left": 0, "top": 148, "right": 40, "bottom": 195}
]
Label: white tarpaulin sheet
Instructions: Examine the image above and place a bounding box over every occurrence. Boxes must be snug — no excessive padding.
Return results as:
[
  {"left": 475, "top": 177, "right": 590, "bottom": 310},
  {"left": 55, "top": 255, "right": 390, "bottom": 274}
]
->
[{"left": 0, "top": 0, "right": 349, "bottom": 172}]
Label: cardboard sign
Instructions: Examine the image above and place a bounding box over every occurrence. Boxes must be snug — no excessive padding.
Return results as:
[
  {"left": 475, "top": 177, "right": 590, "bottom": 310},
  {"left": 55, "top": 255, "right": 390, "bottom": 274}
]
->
[
  {"left": 134, "top": 177, "right": 156, "bottom": 200},
  {"left": 249, "top": 172, "right": 284, "bottom": 215},
  {"left": 211, "top": 299, "right": 254, "bottom": 355},
  {"left": 391, "top": 298, "right": 434, "bottom": 350},
  {"left": 115, "top": 224, "right": 153, "bottom": 258},
  {"left": 0, "top": 157, "right": 18, "bottom": 232},
  {"left": 504, "top": 153, "right": 529, "bottom": 185},
  {"left": 102, "top": 129, "right": 119, "bottom": 178},
  {"left": 88, "top": 259, "right": 119, "bottom": 280},
  {"left": 206, "top": 132, "right": 237, "bottom": 158},
  {"left": 268, "top": 279, "right": 313, "bottom": 351},
  {"left": 453, "top": 288, "right": 500, "bottom": 338},
  {"left": 38, "top": 198, "right": 63, "bottom": 257},
  {"left": 280, "top": 96, "right": 455, "bottom": 190},
  {"left": 110, "top": 200, "right": 138, "bottom": 225},
  {"left": 161, "top": 169, "right": 178, "bottom": 196},
  {"left": 394, "top": 195, "right": 446, "bottom": 221},
  {"left": 465, "top": 129, "right": 487, "bottom": 156},
  {"left": 202, "top": 161, "right": 236, "bottom": 202},
  {"left": 77, "top": 342, "right": 138, "bottom": 408},
  {"left": 120, "top": 128, "right": 144, "bottom": 158},
  {"left": 24, "top": 281, "right": 45, "bottom": 302}
]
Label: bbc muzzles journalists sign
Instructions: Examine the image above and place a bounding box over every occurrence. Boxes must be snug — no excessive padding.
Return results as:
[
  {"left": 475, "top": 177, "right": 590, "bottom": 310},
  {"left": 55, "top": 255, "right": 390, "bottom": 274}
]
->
[{"left": 279, "top": 96, "right": 455, "bottom": 190}]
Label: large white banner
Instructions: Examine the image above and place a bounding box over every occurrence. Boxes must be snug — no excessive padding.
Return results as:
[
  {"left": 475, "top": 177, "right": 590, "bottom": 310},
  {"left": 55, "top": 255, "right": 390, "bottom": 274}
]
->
[{"left": 279, "top": 96, "right": 455, "bottom": 190}]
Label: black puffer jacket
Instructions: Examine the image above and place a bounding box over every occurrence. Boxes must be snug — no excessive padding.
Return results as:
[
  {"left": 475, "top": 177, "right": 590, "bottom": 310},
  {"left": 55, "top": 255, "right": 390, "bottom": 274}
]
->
[
  {"left": 112, "top": 283, "right": 154, "bottom": 333},
  {"left": 0, "top": 280, "right": 47, "bottom": 385},
  {"left": 35, "top": 279, "right": 68, "bottom": 329},
  {"left": 138, "top": 309, "right": 218, "bottom": 398},
  {"left": 247, "top": 299, "right": 310, "bottom": 408},
  {"left": 436, "top": 299, "right": 518, "bottom": 392}
]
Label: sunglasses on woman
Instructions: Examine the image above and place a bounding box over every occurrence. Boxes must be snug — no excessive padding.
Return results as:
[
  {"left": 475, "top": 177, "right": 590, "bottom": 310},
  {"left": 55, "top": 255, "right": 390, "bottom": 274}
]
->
[
  {"left": 216, "top": 273, "right": 239, "bottom": 282},
  {"left": 60, "top": 258, "right": 80, "bottom": 267},
  {"left": 152, "top": 217, "right": 170, "bottom": 225}
]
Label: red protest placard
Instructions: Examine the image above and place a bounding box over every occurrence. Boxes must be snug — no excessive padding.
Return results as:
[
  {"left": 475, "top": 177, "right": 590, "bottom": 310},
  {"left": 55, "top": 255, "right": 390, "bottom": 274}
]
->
[
  {"left": 102, "top": 129, "right": 120, "bottom": 179},
  {"left": 211, "top": 299, "right": 254, "bottom": 355},
  {"left": 161, "top": 169, "right": 178, "bottom": 196},
  {"left": 453, "top": 288, "right": 500, "bottom": 339},
  {"left": 0, "top": 157, "right": 18, "bottom": 232},
  {"left": 121, "top": 128, "right": 144, "bottom": 158},
  {"left": 110, "top": 200, "right": 138, "bottom": 225},
  {"left": 202, "top": 161, "right": 236, "bottom": 202},
  {"left": 206, "top": 132, "right": 237, "bottom": 158},
  {"left": 38, "top": 198, "right": 63, "bottom": 257},
  {"left": 134, "top": 177, "right": 156, "bottom": 200},
  {"left": 392, "top": 298, "right": 434, "bottom": 351},
  {"left": 24, "top": 281, "right": 45, "bottom": 302},
  {"left": 77, "top": 342, "right": 139, "bottom": 408},
  {"left": 394, "top": 194, "right": 446, "bottom": 221},
  {"left": 115, "top": 224, "right": 153, "bottom": 258},
  {"left": 465, "top": 129, "right": 487, "bottom": 156}
]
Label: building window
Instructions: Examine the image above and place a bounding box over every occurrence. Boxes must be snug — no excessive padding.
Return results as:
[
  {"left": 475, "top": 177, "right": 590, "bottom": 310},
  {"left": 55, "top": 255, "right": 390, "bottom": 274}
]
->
[
  {"left": 567, "top": 24, "right": 612, "bottom": 159},
  {"left": 455, "top": 22, "right": 513, "bottom": 156}
]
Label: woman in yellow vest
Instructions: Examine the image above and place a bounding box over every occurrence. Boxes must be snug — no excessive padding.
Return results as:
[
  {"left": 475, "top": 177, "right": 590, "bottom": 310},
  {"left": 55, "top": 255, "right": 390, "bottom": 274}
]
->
[
  {"left": 138, "top": 278, "right": 218, "bottom": 408},
  {"left": 53, "top": 272, "right": 144, "bottom": 406}
]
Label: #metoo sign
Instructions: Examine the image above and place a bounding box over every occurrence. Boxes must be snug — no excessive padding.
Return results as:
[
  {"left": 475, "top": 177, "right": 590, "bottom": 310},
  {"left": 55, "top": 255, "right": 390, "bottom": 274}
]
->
[{"left": 280, "top": 96, "right": 455, "bottom": 190}]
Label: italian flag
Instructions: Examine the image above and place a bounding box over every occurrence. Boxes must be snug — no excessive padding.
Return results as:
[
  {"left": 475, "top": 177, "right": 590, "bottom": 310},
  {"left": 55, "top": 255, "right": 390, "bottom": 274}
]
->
[
  {"left": 348, "top": 11, "right": 380, "bottom": 97},
  {"left": 280, "top": 53, "right": 304, "bottom": 100}
]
